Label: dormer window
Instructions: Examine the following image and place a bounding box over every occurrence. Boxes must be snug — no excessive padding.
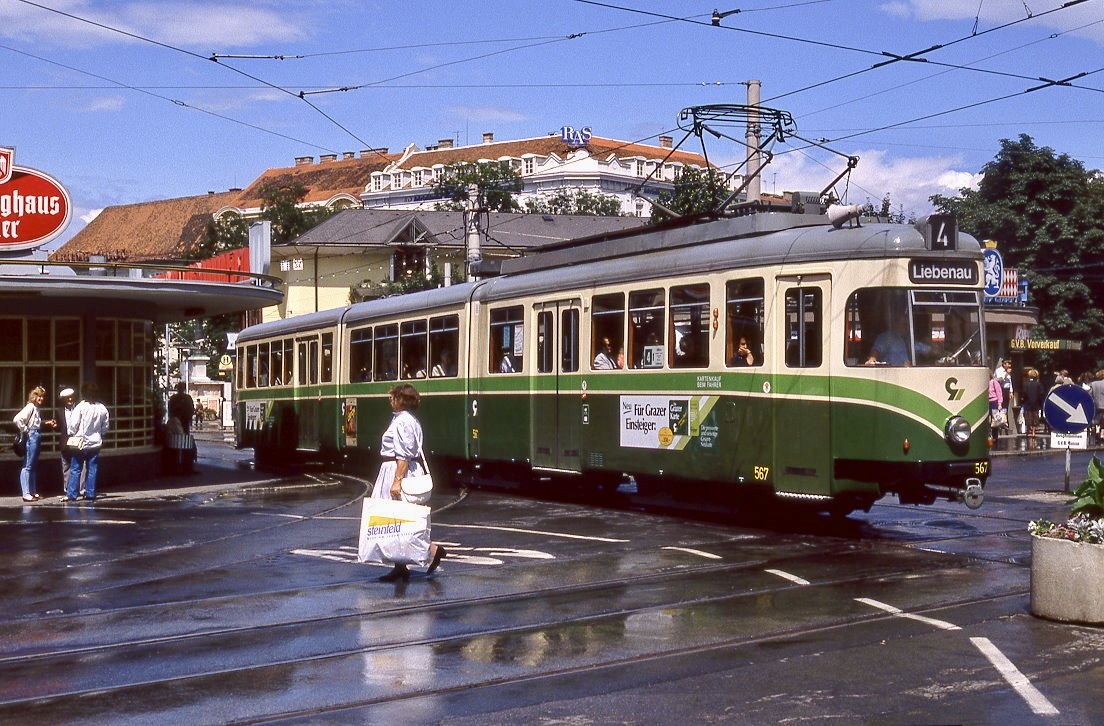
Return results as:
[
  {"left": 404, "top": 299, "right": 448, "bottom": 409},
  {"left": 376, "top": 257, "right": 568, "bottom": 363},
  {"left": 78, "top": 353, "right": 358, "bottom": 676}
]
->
[{"left": 524, "top": 158, "right": 534, "bottom": 175}]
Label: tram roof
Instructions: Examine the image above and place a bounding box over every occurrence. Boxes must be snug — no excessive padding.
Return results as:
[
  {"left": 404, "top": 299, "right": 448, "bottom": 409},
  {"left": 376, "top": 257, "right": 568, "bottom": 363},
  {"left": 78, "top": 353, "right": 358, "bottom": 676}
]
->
[
  {"left": 498, "top": 212, "right": 979, "bottom": 276},
  {"left": 476, "top": 214, "right": 981, "bottom": 302}
]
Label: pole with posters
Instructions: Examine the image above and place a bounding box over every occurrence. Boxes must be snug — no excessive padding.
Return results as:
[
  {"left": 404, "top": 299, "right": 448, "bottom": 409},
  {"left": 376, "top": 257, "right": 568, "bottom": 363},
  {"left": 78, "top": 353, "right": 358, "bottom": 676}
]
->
[{"left": 1043, "top": 385, "right": 1095, "bottom": 492}]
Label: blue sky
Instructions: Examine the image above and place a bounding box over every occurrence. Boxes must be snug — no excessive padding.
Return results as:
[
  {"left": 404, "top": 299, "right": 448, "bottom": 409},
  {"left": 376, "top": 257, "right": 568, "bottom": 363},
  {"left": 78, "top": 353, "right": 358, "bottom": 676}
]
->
[{"left": 2, "top": 0, "right": 1102, "bottom": 246}]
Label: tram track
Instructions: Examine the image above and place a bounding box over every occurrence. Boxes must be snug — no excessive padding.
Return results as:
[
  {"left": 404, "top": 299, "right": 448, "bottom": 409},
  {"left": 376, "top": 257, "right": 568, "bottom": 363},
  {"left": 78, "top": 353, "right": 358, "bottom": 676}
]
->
[
  {"left": 0, "top": 542, "right": 1030, "bottom": 721},
  {"left": 0, "top": 468, "right": 1053, "bottom": 722}
]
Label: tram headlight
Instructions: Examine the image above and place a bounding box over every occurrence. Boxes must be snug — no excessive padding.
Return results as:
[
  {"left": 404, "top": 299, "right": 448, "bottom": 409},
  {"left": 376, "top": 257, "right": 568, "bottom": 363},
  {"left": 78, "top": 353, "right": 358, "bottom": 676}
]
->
[{"left": 945, "top": 416, "right": 972, "bottom": 446}]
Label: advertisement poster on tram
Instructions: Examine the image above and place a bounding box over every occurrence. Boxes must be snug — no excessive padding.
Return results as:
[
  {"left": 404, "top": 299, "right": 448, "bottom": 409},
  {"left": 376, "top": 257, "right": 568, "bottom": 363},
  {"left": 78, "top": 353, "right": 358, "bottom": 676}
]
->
[{"left": 619, "top": 395, "right": 719, "bottom": 450}]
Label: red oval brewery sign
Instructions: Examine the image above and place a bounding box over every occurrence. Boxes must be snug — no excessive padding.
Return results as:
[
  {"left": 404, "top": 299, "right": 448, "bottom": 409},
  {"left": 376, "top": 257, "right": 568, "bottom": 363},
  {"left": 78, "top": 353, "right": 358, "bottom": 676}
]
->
[{"left": 0, "top": 146, "right": 72, "bottom": 252}]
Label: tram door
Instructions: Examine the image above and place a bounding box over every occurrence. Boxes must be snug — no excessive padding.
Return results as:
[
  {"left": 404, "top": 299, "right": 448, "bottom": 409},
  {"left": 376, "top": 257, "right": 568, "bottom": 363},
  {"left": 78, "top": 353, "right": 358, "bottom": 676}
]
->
[
  {"left": 294, "top": 335, "right": 321, "bottom": 451},
  {"left": 772, "top": 279, "right": 832, "bottom": 495},
  {"left": 531, "top": 300, "right": 582, "bottom": 472}
]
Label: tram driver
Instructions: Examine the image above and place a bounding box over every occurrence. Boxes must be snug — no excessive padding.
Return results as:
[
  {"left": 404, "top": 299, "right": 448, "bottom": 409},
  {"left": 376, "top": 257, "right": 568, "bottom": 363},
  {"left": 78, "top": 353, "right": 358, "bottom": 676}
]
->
[{"left": 865, "top": 317, "right": 931, "bottom": 366}]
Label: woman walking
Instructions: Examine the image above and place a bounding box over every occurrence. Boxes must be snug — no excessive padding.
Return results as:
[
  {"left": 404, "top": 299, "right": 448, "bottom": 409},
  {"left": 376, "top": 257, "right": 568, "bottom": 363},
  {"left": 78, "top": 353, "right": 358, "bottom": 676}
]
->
[
  {"left": 65, "top": 382, "right": 110, "bottom": 502},
  {"left": 373, "top": 383, "right": 446, "bottom": 582},
  {"left": 13, "top": 386, "right": 56, "bottom": 502}
]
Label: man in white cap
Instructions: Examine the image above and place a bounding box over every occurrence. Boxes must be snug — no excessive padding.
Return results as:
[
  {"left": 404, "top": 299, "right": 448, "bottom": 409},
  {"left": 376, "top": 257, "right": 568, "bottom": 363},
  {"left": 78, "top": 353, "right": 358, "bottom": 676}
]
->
[{"left": 58, "top": 387, "right": 87, "bottom": 497}]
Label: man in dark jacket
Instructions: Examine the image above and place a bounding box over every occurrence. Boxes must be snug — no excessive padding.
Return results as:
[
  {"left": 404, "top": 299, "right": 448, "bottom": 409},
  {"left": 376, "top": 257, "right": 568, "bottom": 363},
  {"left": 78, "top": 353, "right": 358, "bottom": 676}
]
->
[{"left": 168, "top": 383, "right": 195, "bottom": 434}]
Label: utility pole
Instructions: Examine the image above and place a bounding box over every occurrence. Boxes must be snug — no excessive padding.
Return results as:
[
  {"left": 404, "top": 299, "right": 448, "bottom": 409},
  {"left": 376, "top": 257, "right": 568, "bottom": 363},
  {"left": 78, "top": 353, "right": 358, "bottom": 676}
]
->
[
  {"left": 745, "top": 79, "right": 762, "bottom": 203},
  {"left": 465, "top": 184, "right": 482, "bottom": 280}
]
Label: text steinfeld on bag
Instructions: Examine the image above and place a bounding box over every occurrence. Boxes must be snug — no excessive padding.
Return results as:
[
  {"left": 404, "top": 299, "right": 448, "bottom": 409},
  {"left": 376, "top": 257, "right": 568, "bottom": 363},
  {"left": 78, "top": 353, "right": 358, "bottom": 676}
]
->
[{"left": 358, "top": 498, "right": 431, "bottom": 567}]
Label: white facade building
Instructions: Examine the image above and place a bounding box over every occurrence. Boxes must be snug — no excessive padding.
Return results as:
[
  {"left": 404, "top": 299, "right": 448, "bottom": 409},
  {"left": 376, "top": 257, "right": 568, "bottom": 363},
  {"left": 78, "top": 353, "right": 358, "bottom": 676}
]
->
[{"left": 361, "top": 130, "right": 713, "bottom": 216}]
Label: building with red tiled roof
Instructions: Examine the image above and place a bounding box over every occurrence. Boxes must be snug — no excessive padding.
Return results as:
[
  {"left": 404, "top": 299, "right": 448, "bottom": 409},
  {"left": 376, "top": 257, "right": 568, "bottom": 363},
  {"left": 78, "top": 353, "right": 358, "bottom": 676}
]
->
[
  {"left": 52, "top": 150, "right": 398, "bottom": 264},
  {"left": 53, "top": 132, "right": 711, "bottom": 265},
  {"left": 50, "top": 191, "right": 242, "bottom": 263}
]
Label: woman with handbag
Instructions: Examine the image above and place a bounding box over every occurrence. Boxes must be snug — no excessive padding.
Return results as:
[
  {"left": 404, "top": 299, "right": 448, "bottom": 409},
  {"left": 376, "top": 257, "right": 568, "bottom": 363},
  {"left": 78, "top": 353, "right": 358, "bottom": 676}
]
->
[
  {"left": 64, "top": 382, "right": 110, "bottom": 502},
  {"left": 373, "top": 383, "right": 446, "bottom": 582},
  {"left": 13, "top": 386, "right": 57, "bottom": 502}
]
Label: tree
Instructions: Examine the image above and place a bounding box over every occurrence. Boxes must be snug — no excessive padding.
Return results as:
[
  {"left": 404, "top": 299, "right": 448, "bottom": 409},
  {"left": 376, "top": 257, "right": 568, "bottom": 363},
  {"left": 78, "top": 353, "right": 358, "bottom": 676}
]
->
[
  {"left": 184, "top": 214, "right": 250, "bottom": 261},
  {"left": 861, "top": 193, "right": 909, "bottom": 224},
  {"left": 648, "top": 167, "right": 732, "bottom": 224},
  {"left": 523, "top": 188, "right": 623, "bottom": 216},
  {"left": 259, "top": 182, "right": 335, "bottom": 244},
  {"left": 432, "top": 161, "right": 523, "bottom": 212},
  {"left": 931, "top": 134, "right": 1104, "bottom": 369}
]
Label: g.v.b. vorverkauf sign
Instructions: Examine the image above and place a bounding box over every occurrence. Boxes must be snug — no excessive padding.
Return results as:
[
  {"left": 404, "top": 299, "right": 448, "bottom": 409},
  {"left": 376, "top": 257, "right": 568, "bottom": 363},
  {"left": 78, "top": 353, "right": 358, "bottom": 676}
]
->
[{"left": 0, "top": 146, "right": 72, "bottom": 252}]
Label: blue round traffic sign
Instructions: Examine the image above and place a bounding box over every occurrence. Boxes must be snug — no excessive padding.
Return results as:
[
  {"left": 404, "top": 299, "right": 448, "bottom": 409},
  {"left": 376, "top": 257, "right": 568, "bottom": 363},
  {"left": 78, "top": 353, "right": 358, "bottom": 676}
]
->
[{"left": 1043, "top": 384, "right": 1095, "bottom": 434}]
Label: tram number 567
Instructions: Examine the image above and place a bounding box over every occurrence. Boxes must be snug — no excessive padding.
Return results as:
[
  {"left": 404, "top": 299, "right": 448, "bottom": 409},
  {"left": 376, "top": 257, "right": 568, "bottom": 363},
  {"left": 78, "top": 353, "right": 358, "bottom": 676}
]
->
[{"left": 753, "top": 466, "right": 770, "bottom": 481}]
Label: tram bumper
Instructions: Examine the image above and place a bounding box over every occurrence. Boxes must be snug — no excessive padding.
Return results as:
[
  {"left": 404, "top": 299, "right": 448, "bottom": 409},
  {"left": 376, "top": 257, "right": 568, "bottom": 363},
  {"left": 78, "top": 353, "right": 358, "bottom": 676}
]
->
[{"left": 834, "top": 458, "right": 988, "bottom": 507}]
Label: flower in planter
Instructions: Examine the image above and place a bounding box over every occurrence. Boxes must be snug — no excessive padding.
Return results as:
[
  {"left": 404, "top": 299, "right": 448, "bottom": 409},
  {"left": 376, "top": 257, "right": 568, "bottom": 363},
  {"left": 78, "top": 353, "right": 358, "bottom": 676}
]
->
[{"left": 1029, "top": 455, "right": 1104, "bottom": 544}]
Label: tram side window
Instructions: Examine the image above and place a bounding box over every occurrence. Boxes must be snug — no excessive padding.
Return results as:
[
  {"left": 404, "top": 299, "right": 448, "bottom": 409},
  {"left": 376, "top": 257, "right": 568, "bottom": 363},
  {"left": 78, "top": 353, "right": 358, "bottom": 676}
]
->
[
  {"left": 273, "top": 339, "right": 292, "bottom": 386},
  {"left": 562, "top": 308, "right": 580, "bottom": 372},
  {"left": 374, "top": 324, "right": 399, "bottom": 381},
  {"left": 591, "top": 293, "right": 624, "bottom": 370},
  {"left": 257, "top": 341, "right": 271, "bottom": 386},
  {"left": 785, "top": 288, "right": 822, "bottom": 367},
  {"left": 429, "top": 315, "right": 459, "bottom": 378},
  {"left": 726, "top": 278, "right": 764, "bottom": 367},
  {"left": 671, "top": 284, "right": 710, "bottom": 368},
  {"left": 490, "top": 306, "right": 524, "bottom": 373},
  {"left": 400, "top": 320, "right": 428, "bottom": 379},
  {"left": 350, "top": 327, "right": 372, "bottom": 382},
  {"left": 245, "top": 344, "right": 257, "bottom": 388},
  {"left": 629, "top": 289, "right": 665, "bottom": 369},
  {"left": 296, "top": 338, "right": 318, "bottom": 385},
  {"left": 321, "top": 333, "right": 333, "bottom": 383},
  {"left": 536, "top": 311, "right": 553, "bottom": 374}
]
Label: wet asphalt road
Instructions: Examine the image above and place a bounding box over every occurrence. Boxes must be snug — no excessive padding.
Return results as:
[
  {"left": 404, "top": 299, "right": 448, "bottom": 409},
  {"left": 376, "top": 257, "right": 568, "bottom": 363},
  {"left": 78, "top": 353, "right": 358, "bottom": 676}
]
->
[{"left": 0, "top": 441, "right": 1100, "bottom": 725}]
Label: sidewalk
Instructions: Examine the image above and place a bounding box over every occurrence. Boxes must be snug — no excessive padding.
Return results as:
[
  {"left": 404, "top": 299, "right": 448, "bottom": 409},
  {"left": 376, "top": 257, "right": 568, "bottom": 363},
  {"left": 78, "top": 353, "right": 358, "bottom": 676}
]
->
[
  {"left": 0, "top": 436, "right": 284, "bottom": 509},
  {"left": 989, "top": 431, "right": 1104, "bottom": 456}
]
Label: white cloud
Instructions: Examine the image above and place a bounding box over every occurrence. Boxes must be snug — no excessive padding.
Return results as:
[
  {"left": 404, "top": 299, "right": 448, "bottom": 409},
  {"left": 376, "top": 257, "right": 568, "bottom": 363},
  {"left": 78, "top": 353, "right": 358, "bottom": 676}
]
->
[
  {"left": 752, "top": 148, "right": 979, "bottom": 217},
  {"left": 446, "top": 106, "right": 529, "bottom": 124},
  {"left": 877, "top": 0, "right": 1104, "bottom": 43},
  {"left": 0, "top": 1, "right": 310, "bottom": 49},
  {"left": 81, "top": 95, "right": 125, "bottom": 112}
]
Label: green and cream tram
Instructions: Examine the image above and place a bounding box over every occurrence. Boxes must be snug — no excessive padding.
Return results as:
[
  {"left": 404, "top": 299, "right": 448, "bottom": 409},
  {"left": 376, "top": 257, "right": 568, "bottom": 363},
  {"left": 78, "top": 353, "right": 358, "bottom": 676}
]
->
[{"left": 235, "top": 208, "right": 990, "bottom": 514}]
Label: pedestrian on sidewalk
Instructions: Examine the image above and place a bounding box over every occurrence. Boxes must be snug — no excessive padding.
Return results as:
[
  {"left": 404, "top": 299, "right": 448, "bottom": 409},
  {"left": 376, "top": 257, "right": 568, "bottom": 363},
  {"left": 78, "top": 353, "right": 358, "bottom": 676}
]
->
[
  {"left": 13, "top": 386, "right": 56, "bottom": 502},
  {"left": 168, "top": 383, "right": 195, "bottom": 435},
  {"left": 64, "top": 383, "right": 110, "bottom": 502},
  {"left": 57, "top": 387, "right": 88, "bottom": 497}
]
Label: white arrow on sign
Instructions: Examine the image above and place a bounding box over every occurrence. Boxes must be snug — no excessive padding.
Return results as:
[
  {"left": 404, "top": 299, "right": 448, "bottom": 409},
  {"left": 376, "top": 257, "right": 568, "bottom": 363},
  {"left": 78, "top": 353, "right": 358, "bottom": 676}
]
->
[{"left": 1051, "top": 393, "right": 1089, "bottom": 426}]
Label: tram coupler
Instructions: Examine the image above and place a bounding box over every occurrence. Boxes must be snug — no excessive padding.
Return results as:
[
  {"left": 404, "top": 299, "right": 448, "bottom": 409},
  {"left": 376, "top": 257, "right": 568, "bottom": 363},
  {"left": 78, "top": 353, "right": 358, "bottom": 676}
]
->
[{"left": 961, "top": 478, "right": 984, "bottom": 509}]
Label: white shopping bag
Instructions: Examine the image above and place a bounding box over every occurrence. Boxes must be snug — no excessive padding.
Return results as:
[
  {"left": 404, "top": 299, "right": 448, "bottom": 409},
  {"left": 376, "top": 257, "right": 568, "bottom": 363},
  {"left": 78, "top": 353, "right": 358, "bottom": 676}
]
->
[{"left": 358, "top": 497, "right": 432, "bottom": 567}]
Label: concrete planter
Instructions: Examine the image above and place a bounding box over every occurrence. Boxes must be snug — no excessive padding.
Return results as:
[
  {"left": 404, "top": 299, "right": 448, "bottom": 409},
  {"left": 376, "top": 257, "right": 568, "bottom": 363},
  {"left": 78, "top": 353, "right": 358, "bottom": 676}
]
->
[{"left": 1030, "top": 533, "right": 1104, "bottom": 624}]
